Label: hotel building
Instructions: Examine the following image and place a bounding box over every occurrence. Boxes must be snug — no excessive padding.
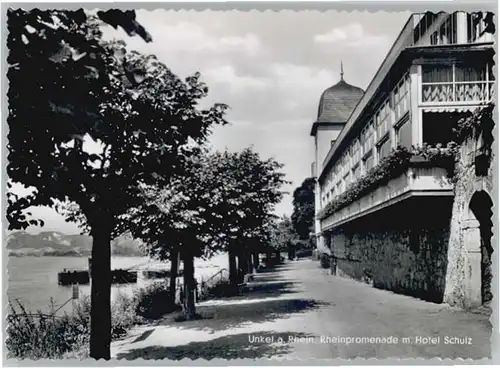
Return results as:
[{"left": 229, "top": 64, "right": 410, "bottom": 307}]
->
[{"left": 311, "top": 12, "right": 495, "bottom": 308}]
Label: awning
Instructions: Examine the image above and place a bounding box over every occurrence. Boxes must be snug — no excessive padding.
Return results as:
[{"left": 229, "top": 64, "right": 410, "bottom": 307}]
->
[{"left": 422, "top": 105, "right": 485, "bottom": 113}]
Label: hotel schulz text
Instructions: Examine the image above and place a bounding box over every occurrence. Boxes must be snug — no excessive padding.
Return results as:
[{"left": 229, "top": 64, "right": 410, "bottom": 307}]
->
[{"left": 248, "top": 335, "right": 473, "bottom": 345}]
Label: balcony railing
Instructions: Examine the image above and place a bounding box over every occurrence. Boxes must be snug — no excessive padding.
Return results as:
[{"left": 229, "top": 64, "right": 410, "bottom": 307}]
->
[{"left": 421, "top": 81, "right": 494, "bottom": 104}]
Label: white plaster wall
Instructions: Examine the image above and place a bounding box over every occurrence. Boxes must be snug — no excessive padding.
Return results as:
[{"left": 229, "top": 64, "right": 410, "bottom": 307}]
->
[{"left": 316, "top": 125, "right": 343, "bottom": 171}]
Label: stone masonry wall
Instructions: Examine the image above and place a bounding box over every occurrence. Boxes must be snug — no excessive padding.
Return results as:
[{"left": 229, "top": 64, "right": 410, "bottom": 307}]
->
[
  {"left": 332, "top": 198, "right": 453, "bottom": 303},
  {"left": 331, "top": 128, "right": 494, "bottom": 307},
  {"left": 443, "top": 134, "right": 494, "bottom": 308}
]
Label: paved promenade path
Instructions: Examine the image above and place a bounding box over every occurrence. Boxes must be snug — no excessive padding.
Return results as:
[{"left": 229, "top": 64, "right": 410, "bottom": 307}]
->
[{"left": 111, "top": 259, "right": 491, "bottom": 361}]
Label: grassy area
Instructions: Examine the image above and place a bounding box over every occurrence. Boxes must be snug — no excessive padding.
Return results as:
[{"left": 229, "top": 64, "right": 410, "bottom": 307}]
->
[{"left": 6, "top": 282, "right": 179, "bottom": 360}]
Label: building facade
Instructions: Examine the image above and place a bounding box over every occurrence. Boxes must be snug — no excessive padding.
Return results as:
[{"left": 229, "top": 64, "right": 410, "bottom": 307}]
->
[{"left": 311, "top": 12, "right": 495, "bottom": 308}]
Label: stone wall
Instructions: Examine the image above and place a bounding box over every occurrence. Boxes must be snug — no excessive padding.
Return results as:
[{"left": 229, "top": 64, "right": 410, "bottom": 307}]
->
[
  {"left": 331, "top": 197, "right": 453, "bottom": 303},
  {"left": 443, "top": 133, "right": 494, "bottom": 308},
  {"left": 330, "top": 131, "right": 494, "bottom": 308}
]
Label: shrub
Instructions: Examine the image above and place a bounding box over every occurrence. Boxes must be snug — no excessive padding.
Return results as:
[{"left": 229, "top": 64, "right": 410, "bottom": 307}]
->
[
  {"left": 296, "top": 248, "right": 313, "bottom": 258},
  {"left": 319, "top": 253, "right": 330, "bottom": 269},
  {"left": 134, "top": 282, "right": 180, "bottom": 320},
  {"left": 6, "top": 283, "right": 177, "bottom": 360},
  {"left": 112, "top": 292, "right": 141, "bottom": 337},
  {"left": 6, "top": 300, "right": 88, "bottom": 360},
  {"left": 203, "top": 280, "right": 239, "bottom": 298}
]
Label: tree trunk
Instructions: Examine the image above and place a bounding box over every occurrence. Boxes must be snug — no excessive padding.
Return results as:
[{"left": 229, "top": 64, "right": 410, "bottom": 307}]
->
[
  {"left": 252, "top": 252, "right": 259, "bottom": 271},
  {"left": 228, "top": 249, "right": 238, "bottom": 286},
  {"left": 89, "top": 222, "right": 112, "bottom": 360},
  {"left": 182, "top": 253, "right": 196, "bottom": 320},
  {"left": 237, "top": 251, "right": 247, "bottom": 282},
  {"left": 246, "top": 253, "right": 253, "bottom": 274},
  {"left": 168, "top": 249, "right": 179, "bottom": 306}
]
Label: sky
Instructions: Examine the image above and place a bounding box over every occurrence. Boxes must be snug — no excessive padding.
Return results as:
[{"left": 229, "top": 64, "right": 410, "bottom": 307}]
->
[{"left": 13, "top": 9, "right": 411, "bottom": 234}]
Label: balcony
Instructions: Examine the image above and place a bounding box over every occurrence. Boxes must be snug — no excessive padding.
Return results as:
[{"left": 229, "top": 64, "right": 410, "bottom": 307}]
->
[
  {"left": 320, "top": 165, "right": 453, "bottom": 231},
  {"left": 421, "top": 81, "right": 494, "bottom": 105}
]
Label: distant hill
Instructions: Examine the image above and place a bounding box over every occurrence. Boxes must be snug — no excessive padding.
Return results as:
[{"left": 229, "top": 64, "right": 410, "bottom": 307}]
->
[{"left": 7, "top": 231, "right": 145, "bottom": 257}]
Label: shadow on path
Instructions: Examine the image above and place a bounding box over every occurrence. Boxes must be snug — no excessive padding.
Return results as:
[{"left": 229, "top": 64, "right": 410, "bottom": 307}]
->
[
  {"left": 131, "top": 329, "right": 155, "bottom": 344},
  {"left": 116, "top": 331, "right": 315, "bottom": 360},
  {"left": 252, "top": 272, "right": 288, "bottom": 283},
  {"left": 160, "top": 298, "right": 327, "bottom": 331},
  {"left": 238, "top": 281, "right": 297, "bottom": 300}
]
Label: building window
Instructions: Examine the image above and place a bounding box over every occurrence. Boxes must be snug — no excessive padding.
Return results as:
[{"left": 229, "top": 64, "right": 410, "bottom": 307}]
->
[
  {"left": 393, "top": 74, "right": 410, "bottom": 122},
  {"left": 343, "top": 173, "right": 350, "bottom": 189},
  {"left": 430, "top": 32, "right": 438, "bottom": 45},
  {"left": 421, "top": 63, "right": 494, "bottom": 104},
  {"left": 429, "top": 13, "right": 457, "bottom": 45},
  {"left": 396, "top": 119, "right": 412, "bottom": 147},
  {"left": 422, "top": 111, "right": 459, "bottom": 146},
  {"left": 341, "top": 153, "right": 349, "bottom": 177},
  {"left": 353, "top": 164, "right": 362, "bottom": 181},
  {"left": 363, "top": 151, "right": 374, "bottom": 173},
  {"left": 377, "top": 137, "right": 392, "bottom": 161},
  {"left": 376, "top": 98, "right": 391, "bottom": 141},
  {"left": 413, "top": 12, "right": 439, "bottom": 44},
  {"left": 350, "top": 139, "right": 361, "bottom": 168},
  {"left": 361, "top": 121, "right": 375, "bottom": 156},
  {"left": 455, "top": 64, "right": 494, "bottom": 102}
]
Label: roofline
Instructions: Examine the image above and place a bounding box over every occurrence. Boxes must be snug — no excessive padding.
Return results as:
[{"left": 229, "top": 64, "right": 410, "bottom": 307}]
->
[
  {"left": 310, "top": 121, "right": 346, "bottom": 136},
  {"left": 317, "top": 14, "right": 416, "bottom": 181}
]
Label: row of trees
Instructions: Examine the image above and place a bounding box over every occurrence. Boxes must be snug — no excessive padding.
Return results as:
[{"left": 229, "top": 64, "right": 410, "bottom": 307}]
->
[
  {"left": 121, "top": 148, "right": 286, "bottom": 319},
  {"left": 7, "top": 9, "right": 287, "bottom": 359},
  {"left": 266, "top": 177, "right": 316, "bottom": 261}
]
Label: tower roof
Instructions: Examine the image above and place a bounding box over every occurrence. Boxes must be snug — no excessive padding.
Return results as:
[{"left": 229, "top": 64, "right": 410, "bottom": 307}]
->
[
  {"left": 316, "top": 79, "right": 364, "bottom": 123},
  {"left": 310, "top": 65, "right": 364, "bottom": 136}
]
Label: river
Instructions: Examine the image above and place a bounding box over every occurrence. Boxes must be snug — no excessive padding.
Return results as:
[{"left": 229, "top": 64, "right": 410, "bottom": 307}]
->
[{"left": 7, "top": 254, "right": 229, "bottom": 315}]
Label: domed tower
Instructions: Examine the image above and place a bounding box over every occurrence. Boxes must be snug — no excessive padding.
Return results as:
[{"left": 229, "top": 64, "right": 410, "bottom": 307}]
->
[
  {"left": 310, "top": 63, "right": 364, "bottom": 254},
  {"left": 310, "top": 62, "right": 364, "bottom": 172}
]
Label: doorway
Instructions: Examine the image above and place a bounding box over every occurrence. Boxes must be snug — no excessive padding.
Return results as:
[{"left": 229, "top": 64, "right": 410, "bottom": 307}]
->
[{"left": 469, "top": 190, "right": 494, "bottom": 304}]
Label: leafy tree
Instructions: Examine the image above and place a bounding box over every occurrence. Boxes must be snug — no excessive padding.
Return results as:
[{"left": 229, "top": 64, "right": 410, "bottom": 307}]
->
[
  {"left": 205, "top": 148, "right": 288, "bottom": 284},
  {"left": 291, "top": 177, "right": 316, "bottom": 242},
  {"left": 7, "top": 9, "right": 227, "bottom": 359},
  {"left": 271, "top": 215, "right": 299, "bottom": 260},
  {"left": 125, "top": 147, "right": 287, "bottom": 316},
  {"left": 121, "top": 151, "right": 224, "bottom": 319}
]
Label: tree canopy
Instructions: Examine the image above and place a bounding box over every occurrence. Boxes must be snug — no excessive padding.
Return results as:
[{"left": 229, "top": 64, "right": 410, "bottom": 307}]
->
[
  {"left": 7, "top": 9, "right": 227, "bottom": 231},
  {"left": 120, "top": 147, "right": 287, "bottom": 316},
  {"left": 7, "top": 9, "right": 227, "bottom": 359},
  {"left": 291, "top": 177, "right": 315, "bottom": 241},
  {"left": 124, "top": 147, "right": 288, "bottom": 261},
  {"left": 269, "top": 215, "right": 297, "bottom": 251}
]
